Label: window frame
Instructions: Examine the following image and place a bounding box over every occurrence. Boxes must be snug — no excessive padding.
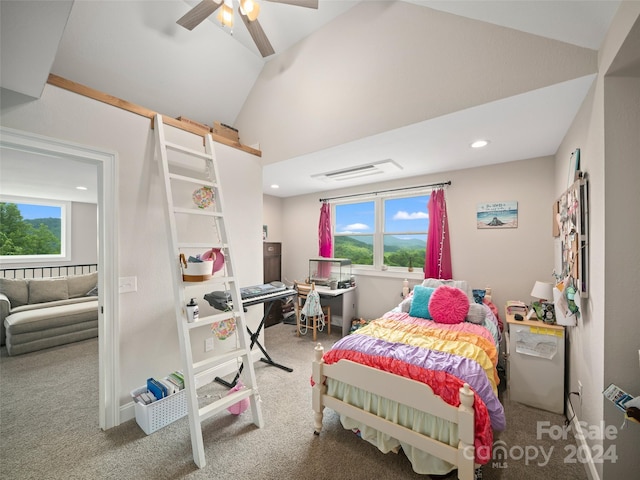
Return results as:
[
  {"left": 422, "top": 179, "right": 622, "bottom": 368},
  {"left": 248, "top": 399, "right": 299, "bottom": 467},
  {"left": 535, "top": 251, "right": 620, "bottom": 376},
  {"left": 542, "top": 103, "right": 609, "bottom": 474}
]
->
[
  {"left": 333, "top": 190, "right": 430, "bottom": 272},
  {"left": 0, "top": 195, "right": 72, "bottom": 263}
]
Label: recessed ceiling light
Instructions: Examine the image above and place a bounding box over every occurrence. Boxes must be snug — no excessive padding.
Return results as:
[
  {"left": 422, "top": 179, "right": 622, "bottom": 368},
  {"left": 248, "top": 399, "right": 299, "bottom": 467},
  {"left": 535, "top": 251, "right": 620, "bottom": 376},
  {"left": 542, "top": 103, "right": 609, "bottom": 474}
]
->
[
  {"left": 471, "top": 140, "right": 490, "bottom": 148},
  {"left": 270, "top": 184, "right": 279, "bottom": 189},
  {"left": 76, "top": 186, "right": 88, "bottom": 190}
]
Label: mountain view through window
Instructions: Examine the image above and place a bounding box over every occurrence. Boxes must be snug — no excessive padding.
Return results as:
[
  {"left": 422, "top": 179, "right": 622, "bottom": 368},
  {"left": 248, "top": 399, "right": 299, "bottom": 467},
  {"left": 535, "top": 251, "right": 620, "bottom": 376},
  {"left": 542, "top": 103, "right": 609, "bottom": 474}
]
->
[{"left": 333, "top": 194, "right": 429, "bottom": 269}]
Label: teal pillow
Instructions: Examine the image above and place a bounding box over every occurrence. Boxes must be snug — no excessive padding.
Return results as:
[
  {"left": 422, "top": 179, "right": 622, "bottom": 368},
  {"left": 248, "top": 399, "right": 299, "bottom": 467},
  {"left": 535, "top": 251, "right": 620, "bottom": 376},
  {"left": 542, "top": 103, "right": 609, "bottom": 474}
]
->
[{"left": 409, "top": 286, "right": 436, "bottom": 319}]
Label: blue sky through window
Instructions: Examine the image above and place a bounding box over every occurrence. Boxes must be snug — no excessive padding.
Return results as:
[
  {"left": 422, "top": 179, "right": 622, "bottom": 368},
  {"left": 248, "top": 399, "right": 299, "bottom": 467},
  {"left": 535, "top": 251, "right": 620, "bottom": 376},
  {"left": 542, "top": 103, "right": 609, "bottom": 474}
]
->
[
  {"left": 384, "top": 196, "right": 429, "bottom": 233},
  {"left": 335, "top": 201, "right": 375, "bottom": 234},
  {"left": 16, "top": 204, "right": 61, "bottom": 220},
  {"left": 333, "top": 195, "right": 430, "bottom": 267},
  {"left": 334, "top": 196, "right": 430, "bottom": 235}
]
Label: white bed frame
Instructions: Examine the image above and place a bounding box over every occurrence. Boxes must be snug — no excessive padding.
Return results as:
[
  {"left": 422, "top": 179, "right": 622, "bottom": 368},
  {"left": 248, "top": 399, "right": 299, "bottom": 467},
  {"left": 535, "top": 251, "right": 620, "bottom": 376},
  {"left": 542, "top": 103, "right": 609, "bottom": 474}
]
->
[{"left": 312, "top": 343, "right": 478, "bottom": 480}]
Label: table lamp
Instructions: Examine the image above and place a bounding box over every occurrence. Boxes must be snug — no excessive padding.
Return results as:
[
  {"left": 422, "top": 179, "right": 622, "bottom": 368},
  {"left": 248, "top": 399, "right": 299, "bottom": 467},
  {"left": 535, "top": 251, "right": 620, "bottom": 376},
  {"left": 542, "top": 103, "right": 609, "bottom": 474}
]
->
[{"left": 527, "top": 281, "right": 554, "bottom": 320}]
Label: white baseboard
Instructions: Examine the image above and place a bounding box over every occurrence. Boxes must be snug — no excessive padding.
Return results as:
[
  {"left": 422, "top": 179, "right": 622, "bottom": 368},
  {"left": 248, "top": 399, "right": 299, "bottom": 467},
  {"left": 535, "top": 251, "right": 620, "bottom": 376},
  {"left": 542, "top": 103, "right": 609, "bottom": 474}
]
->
[
  {"left": 118, "top": 350, "right": 262, "bottom": 425},
  {"left": 566, "top": 399, "right": 600, "bottom": 480}
]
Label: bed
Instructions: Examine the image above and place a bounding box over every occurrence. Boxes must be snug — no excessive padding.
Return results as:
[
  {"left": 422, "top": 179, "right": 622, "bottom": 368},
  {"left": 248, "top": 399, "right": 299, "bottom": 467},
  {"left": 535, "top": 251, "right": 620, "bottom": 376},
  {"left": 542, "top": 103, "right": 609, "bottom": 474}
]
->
[{"left": 311, "top": 280, "right": 505, "bottom": 480}]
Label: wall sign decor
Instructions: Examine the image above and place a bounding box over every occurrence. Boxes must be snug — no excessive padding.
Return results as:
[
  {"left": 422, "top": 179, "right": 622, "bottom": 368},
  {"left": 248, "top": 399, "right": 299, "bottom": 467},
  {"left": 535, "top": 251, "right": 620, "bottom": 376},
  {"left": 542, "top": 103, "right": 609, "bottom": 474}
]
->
[{"left": 476, "top": 201, "right": 518, "bottom": 229}]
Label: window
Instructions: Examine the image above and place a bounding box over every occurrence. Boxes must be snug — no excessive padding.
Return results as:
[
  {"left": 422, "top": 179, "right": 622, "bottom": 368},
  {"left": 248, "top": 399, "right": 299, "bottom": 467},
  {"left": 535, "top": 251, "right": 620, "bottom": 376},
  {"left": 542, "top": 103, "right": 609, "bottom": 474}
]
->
[
  {"left": 334, "top": 201, "right": 375, "bottom": 265},
  {"left": 0, "top": 196, "right": 71, "bottom": 262},
  {"left": 334, "top": 193, "right": 430, "bottom": 270}
]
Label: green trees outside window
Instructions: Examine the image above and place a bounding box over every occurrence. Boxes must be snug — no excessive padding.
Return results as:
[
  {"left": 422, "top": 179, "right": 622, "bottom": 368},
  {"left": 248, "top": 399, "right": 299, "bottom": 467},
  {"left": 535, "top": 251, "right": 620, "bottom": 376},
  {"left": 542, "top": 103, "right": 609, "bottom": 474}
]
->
[
  {"left": 333, "top": 194, "right": 429, "bottom": 269},
  {"left": 0, "top": 202, "right": 61, "bottom": 256}
]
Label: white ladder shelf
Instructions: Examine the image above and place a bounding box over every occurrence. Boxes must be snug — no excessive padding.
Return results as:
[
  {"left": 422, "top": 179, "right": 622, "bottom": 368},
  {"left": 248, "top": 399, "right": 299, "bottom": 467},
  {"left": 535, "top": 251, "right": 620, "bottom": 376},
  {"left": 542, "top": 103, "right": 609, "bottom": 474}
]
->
[{"left": 154, "top": 114, "right": 263, "bottom": 468}]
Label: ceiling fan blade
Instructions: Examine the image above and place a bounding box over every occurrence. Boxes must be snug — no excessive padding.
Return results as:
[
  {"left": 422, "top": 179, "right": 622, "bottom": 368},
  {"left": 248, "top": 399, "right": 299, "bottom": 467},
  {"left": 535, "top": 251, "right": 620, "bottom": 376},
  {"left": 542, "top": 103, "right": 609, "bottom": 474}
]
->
[
  {"left": 267, "top": 0, "right": 318, "bottom": 8},
  {"left": 238, "top": 8, "right": 275, "bottom": 57},
  {"left": 177, "top": 0, "right": 223, "bottom": 31}
]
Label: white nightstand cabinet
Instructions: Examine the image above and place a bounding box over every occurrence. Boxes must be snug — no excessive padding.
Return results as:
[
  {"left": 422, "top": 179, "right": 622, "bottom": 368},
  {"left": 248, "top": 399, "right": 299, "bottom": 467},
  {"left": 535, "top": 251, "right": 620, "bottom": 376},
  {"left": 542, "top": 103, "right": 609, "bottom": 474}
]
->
[{"left": 505, "top": 307, "right": 566, "bottom": 414}]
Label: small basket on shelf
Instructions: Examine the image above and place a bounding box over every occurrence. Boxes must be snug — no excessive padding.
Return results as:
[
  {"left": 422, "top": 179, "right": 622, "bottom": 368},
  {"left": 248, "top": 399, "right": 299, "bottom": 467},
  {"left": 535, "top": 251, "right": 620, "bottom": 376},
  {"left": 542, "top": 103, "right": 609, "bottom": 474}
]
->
[{"left": 180, "top": 253, "right": 213, "bottom": 282}]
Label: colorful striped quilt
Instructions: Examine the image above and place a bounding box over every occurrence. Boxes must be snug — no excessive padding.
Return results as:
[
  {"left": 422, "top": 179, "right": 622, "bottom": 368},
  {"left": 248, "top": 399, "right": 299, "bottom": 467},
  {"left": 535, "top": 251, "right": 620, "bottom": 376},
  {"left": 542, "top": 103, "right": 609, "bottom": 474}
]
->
[{"left": 321, "top": 312, "right": 506, "bottom": 465}]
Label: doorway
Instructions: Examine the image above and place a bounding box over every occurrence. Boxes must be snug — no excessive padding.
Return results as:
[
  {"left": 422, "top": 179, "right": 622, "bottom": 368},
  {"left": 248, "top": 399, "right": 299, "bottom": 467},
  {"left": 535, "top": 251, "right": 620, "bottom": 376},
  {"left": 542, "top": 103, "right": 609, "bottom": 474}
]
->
[{"left": 0, "top": 126, "right": 119, "bottom": 429}]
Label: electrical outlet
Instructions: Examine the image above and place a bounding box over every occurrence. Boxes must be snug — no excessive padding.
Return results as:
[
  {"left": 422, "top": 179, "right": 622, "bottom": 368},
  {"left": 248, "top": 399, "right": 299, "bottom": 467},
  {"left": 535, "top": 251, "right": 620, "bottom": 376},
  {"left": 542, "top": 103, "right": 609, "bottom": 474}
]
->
[{"left": 205, "top": 337, "right": 214, "bottom": 352}]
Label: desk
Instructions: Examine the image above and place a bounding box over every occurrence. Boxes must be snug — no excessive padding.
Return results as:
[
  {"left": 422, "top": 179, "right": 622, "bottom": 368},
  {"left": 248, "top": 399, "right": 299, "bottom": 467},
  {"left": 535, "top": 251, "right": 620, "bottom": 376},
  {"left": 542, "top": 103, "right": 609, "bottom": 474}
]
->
[
  {"left": 505, "top": 307, "right": 565, "bottom": 414},
  {"left": 314, "top": 285, "right": 357, "bottom": 336}
]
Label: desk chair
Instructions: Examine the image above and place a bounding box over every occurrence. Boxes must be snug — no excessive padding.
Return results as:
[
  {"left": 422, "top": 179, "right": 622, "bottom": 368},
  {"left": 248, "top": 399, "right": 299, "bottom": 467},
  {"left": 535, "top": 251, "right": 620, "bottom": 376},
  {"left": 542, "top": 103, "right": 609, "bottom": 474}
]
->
[{"left": 295, "top": 282, "right": 330, "bottom": 341}]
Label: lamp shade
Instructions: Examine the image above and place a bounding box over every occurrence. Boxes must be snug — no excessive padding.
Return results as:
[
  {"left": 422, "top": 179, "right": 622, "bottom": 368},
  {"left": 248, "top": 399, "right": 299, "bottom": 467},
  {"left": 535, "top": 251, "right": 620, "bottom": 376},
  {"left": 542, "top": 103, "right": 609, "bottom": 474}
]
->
[{"left": 531, "top": 281, "right": 553, "bottom": 301}]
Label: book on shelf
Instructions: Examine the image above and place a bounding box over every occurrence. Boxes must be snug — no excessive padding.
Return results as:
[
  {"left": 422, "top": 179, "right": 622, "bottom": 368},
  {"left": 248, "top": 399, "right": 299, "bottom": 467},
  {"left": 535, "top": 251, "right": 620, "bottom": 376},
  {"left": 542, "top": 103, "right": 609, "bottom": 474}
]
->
[
  {"left": 158, "top": 378, "right": 178, "bottom": 395},
  {"left": 506, "top": 300, "right": 528, "bottom": 315},
  {"left": 147, "top": 378, "right": 166, "bottom": 400},
  {"left": 167, "top": 371, "right": 185, "bottom": 389},
  {"left": 133, "top": 391, "right": 155, "bottom": 405},
  {"left": 132, "top": 371, "right": 186, "bottom": 405}
]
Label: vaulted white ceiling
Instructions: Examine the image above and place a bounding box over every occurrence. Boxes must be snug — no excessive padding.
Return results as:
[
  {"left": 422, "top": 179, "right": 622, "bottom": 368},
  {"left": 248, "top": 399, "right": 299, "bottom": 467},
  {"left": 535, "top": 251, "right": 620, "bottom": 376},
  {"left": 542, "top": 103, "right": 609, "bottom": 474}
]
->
[{"left": 0, "top": 1, "right": 622, "bottom": 201}]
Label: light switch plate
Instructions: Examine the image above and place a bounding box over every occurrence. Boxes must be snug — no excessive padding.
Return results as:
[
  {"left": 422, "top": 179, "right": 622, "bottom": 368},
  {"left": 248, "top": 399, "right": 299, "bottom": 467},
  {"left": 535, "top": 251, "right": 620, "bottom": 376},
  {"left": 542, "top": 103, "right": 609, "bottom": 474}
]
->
[{"left": 119, "top": 276, "right": 137, "bottom": 293}]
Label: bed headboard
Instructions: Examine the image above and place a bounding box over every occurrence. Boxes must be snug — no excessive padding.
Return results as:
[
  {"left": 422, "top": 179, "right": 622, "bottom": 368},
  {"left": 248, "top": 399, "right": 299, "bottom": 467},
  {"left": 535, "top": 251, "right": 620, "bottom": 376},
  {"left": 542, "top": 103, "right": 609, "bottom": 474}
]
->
[{"left": 0, "top": 264, "right": 98, "bottom": 279}]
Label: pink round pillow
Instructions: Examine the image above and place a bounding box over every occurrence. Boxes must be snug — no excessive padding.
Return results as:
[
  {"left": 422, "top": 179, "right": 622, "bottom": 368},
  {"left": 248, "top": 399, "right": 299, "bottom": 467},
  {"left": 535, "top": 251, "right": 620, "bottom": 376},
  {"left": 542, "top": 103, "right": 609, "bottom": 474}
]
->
[{"left": 428, "top": 285, "right": 469, "bottom": 324}]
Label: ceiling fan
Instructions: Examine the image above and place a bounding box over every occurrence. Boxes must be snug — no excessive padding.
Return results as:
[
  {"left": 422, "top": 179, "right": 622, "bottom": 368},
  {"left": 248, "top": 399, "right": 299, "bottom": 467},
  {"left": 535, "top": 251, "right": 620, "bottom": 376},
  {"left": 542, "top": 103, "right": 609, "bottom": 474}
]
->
[{"left": 177, "top": 0, "right": 319, "bottom": 57}]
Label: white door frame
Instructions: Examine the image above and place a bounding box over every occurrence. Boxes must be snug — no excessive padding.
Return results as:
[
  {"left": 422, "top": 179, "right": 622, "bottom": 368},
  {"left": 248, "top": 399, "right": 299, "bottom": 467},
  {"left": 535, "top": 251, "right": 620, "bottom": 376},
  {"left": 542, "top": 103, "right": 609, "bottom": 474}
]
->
[{"left": 0, "top": 126, "right": 119, "bottom": 429}]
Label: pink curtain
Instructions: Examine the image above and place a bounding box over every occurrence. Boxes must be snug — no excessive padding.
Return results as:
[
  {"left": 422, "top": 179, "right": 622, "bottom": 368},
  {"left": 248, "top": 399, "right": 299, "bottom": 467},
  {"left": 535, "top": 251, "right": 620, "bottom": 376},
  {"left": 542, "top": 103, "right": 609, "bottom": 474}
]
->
[
  {"left": 318, "top": 202, "right": 332, "bottom": 257},
  {"left": 424, "top": 189, "right": 452, "bottom": 279},
  {"left": 318, "top": 202, "right": 333, "bottom": 278}
]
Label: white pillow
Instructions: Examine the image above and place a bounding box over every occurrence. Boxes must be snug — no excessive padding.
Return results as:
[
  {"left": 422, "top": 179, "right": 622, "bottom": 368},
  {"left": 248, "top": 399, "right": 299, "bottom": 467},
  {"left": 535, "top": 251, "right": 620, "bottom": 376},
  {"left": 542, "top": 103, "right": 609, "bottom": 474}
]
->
[
  {"left": 421, "top": 278, "right": 473, "bottom": 302},
  {"left": 399, "top": 292, "right": 413, "bottom": 313},
  {"left": 465, "top": 303, "right": 487, "bottom": 324}
]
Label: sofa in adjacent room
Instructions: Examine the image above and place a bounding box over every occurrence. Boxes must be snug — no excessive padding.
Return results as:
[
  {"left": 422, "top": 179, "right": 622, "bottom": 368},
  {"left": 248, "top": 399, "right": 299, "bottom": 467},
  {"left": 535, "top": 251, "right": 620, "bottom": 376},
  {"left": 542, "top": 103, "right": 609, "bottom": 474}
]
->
[{"left": 0, "top": 272, "right": 99, "bottom": 356}]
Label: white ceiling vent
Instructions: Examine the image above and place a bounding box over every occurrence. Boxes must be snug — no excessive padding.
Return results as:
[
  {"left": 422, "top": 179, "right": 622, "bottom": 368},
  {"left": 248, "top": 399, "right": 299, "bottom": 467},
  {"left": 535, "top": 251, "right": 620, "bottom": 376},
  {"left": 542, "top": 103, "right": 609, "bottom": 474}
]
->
[{"left": 312, "top": 159, "right": 402, "bottom": 182}]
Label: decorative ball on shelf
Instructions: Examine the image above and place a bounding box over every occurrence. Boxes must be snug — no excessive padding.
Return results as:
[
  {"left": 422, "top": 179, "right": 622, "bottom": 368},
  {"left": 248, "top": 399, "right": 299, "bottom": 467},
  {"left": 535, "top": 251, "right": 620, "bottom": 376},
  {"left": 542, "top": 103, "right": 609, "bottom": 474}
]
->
[
  {"left": 192, "top": 186, "right": 214, "bottom": 209},
  {"left": 211, "top": 317, "right": 236, "bottom": 340}
]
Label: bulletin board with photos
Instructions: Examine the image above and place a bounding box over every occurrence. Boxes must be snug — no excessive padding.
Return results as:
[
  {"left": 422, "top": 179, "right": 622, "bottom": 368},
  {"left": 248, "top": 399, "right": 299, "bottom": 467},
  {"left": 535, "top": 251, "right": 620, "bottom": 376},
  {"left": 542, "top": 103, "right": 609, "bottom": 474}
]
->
[{"left": 554, "top": 172, "right": 589, "bottom": 298}]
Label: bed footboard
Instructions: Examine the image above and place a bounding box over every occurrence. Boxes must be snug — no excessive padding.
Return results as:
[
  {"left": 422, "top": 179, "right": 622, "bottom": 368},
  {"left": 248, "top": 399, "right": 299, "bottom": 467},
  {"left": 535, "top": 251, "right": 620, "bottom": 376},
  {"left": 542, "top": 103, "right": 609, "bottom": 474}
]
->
[{"left": 312, "top": 343, "right": 477, "bottom": 480}]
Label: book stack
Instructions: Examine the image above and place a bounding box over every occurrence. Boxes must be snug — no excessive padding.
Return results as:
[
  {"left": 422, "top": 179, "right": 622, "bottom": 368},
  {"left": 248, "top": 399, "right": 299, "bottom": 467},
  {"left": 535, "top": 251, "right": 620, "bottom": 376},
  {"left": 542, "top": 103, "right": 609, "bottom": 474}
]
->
[
  {"left": 133, "top": 371, "right": 184, "bottom": 405},
  {"left": 506, "top": 300, "right": 528, "bottom": 316}
]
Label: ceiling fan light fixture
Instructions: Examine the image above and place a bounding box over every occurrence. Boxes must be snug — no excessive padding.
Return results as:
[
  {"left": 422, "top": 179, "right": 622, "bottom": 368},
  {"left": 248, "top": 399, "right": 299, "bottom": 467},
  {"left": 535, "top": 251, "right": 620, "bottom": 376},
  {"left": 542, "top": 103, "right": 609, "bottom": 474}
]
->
[
  {"left": 217, "top": 2, "right": 234, "bottom": 28},
  {"left": 240, "top": 0, "right": 260, "bottom": 22}
]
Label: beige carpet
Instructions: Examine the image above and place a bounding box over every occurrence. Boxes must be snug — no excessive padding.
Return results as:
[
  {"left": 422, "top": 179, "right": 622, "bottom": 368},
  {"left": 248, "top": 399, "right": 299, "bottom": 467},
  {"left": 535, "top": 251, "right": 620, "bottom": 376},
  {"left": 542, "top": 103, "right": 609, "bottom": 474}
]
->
[{"left": 0, "top": 322, "right": 587, "bottom": 479}]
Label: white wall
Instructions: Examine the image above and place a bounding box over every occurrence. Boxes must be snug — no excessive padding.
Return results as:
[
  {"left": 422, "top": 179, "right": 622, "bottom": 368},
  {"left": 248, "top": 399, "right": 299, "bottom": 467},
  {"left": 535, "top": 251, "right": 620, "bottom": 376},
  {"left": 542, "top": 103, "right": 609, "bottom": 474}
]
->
[
  {"left": 274, "top": 155, "right": 556, "bottom": 320},
  {"left": 554, "top": 79, "right": 606, "bottom": 476},
  {"left": 237, "top": 0, "right": 597, "bottom": 166},
  {"left": 70, "top": 202, "right": 98, "bottom": 265},
  {"left": 263, "top": 194, "right": 284, "bottom": 244},
  {"left": 603, "top": 74, "right": 640, "bottom": 479},
  {"left": 0, "top": 84, "right": 263, "bottom": 412},
  {"left": 554, "top": 3, "right": 640, "bottom": 478}
]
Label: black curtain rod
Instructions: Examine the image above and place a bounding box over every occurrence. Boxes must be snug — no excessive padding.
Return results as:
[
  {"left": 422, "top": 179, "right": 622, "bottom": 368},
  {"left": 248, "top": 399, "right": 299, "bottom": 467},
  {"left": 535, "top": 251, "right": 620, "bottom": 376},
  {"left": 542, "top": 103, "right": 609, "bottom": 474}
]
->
[{"left": 319, "top": 181, "right": 451, "bottom": 203}]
